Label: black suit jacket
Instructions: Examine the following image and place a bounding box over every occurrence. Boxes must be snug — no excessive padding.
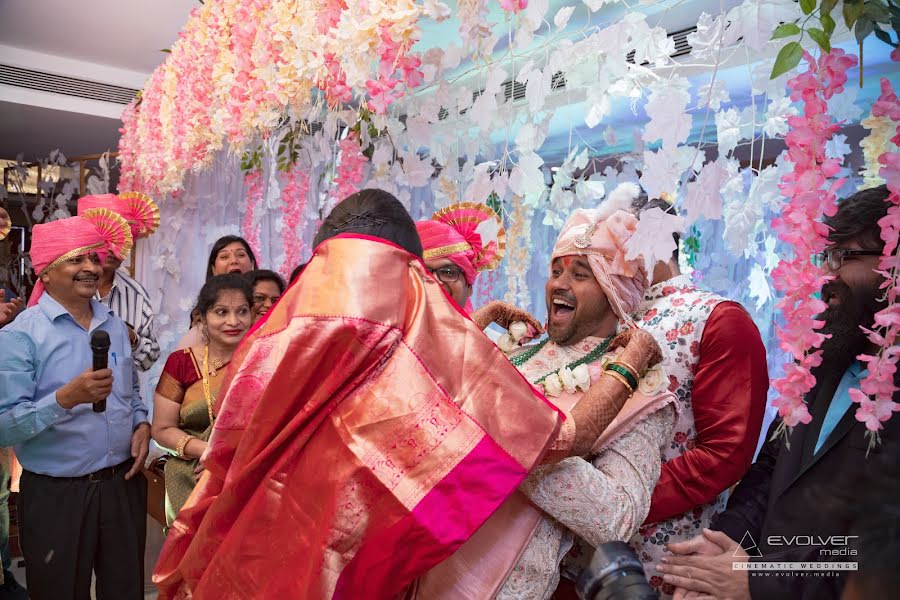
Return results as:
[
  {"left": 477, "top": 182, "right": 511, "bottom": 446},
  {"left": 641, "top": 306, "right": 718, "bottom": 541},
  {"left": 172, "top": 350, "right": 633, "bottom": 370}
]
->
[{"left": 712, "top": 376, "right": 899, "bottom": 600}]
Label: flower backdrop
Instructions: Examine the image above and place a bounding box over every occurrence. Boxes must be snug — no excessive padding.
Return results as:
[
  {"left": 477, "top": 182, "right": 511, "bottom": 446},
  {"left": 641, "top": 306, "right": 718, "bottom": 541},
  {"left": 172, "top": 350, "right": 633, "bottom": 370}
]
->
[{"left": 114, "top": 0, "right": 899, "bottom": 437}]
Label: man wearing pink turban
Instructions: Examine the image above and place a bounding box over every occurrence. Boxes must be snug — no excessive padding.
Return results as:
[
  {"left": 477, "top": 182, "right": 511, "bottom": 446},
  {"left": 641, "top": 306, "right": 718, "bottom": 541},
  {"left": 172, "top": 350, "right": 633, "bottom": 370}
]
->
[
  {"left": 0, "top": 211, "right": 151, "bottom": 600},
  {"left": 410, "top": 183, "right": 678, "bottom": 600},
  {"left": 416, "top": 202, "right": 541, "bottom": 334},
  {"left": 78, "top": 192, "right": 161, "bottom": 371},
  {"left": 549, "top": 202, "right": 649, "bottom": 330},
  {"left": 415, "top": 202, "right": 505, "bottom": 312}
]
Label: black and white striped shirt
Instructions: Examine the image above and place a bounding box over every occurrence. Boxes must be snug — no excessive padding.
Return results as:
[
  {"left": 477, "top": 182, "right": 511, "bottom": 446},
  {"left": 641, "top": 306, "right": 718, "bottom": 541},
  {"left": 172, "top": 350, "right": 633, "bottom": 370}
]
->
[{"left": 95, "top": 270, "right": 160, "bottom": 371}]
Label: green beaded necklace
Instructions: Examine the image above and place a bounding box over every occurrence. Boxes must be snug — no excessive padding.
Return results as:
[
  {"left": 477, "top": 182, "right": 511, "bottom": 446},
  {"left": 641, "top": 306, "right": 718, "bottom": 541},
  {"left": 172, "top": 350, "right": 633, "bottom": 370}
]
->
[
  {"left": 510, "top": 338, "right": 549, "bottom": 367},
  {"left": 513, "top": 336, "right": 615, "bottom": 386}
]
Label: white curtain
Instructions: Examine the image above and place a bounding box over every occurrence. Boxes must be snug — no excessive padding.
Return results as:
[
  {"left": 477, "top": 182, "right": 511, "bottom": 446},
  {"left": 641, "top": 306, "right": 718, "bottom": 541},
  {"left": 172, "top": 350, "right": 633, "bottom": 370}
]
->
[{"left": 134, "top": 153, "right": 256, "bottom": 408}]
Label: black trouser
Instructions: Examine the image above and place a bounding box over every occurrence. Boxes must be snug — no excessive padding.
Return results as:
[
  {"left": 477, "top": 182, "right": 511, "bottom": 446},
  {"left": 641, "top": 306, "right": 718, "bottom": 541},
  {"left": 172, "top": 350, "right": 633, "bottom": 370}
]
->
[{"left": 17, "top": 460, "right": 147, "bottom": 600}]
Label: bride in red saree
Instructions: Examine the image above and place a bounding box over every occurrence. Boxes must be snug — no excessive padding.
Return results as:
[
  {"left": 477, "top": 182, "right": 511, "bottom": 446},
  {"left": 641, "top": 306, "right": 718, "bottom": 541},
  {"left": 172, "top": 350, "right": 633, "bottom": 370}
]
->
[{"left": 153, "top": 191, "right": 564, "bottom": 599}]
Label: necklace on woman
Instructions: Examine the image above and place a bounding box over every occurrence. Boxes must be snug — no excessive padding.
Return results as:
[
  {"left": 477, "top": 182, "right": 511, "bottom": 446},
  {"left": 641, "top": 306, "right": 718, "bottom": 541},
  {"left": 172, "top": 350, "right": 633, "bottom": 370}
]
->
[{"left": 206, "top": 351, "right": 224, "bottom": 375}]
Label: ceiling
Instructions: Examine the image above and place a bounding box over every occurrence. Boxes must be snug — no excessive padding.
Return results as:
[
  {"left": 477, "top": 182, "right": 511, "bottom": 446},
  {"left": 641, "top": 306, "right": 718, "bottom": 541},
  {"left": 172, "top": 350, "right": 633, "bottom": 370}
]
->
[{"left": 0, "top": 0, "right": 195, "bottom": 73}]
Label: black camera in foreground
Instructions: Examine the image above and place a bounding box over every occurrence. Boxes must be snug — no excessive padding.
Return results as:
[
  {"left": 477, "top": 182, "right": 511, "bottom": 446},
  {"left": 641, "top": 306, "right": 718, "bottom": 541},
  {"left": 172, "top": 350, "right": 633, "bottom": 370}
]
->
[{"left": 576, "top": 541, "right": 658, "bottom": 600}]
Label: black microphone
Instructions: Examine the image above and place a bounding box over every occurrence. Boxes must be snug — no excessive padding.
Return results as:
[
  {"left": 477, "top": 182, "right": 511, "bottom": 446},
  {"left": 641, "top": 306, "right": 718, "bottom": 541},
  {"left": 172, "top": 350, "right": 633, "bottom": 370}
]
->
[{"left": 90, "top": 330, "right": 111, "bottom": 413}]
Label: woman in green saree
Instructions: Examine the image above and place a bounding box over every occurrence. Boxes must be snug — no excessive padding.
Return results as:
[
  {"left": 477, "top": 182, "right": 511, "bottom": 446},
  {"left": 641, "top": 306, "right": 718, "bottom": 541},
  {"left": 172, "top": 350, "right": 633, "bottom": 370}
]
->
[{"left": 151, "top": 274, "right": 253, "bottom": 528}]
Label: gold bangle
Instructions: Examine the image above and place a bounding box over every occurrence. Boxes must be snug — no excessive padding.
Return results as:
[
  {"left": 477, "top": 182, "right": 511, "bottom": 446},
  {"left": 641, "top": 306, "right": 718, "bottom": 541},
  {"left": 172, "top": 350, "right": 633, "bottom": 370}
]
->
[
  {"left": 176, "top": 434, "right": 196, "bottom": 458},
  {"left": 604, "top": 369, "right": 634, "bottom": 395},
  {"left": 611, "top": 360, "right": 641, "bottom": 381}
]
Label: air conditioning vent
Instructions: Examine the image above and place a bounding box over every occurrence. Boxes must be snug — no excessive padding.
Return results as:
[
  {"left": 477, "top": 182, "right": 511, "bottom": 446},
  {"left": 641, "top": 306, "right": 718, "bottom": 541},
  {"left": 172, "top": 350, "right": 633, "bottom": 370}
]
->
[
  {"left": 466, "top": 25, "right": 699, "bottom": 114},
  {"left": 627, "top": 26, "right": 697, "bottom": 64},
  {"left": 0, "top": 64, "right": 139, "bottom": 105}
]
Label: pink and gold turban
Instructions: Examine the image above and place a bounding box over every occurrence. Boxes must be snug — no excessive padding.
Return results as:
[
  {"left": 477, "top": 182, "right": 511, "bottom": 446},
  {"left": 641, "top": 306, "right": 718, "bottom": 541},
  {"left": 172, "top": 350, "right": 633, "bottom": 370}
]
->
[
  {"left": 551, "top": 183, "right": 648, "bottom": 320},
  {"left": 416, "top": 202, "right": 506, "bottom": 286},
  {"left": 28, "top": 209, "right": 133, "bottom": 307},
  {"left": 77, "top": 191, "right": 159, "bottom": 252}
]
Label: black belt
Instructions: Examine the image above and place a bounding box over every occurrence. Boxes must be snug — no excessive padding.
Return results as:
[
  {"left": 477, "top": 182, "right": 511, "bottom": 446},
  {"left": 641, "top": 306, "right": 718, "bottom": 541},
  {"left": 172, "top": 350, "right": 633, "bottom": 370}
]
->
[{"left": 24, "top": 459, "right": 134, "bottom": 483}]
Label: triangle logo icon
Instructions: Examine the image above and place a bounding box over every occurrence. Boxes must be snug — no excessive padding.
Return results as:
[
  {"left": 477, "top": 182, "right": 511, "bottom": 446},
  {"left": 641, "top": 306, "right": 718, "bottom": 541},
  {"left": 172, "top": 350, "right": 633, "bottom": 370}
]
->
[{"left": 737, "top": 531, "right": 763, "bottom": 557}]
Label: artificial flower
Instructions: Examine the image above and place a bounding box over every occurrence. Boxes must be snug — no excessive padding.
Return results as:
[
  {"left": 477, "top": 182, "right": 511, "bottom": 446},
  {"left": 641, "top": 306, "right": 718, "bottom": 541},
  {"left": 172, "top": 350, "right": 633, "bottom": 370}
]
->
[
  {"left": 638, "top": 365, "right": 668, "bottom": 395},
  {"left": 571, "top": 364, "right": 592, "bottom": 393},
  {"left": 771, "top": 49, "right": 857, "bottom": 431},
  {"left": 119, "top": 0, "right": 423, "bottom": 196},
  {"left": 499, "top": 0, "right": 528, "bottom": 12},
  {"left": 509, "top": 321, "right": 529, "bottom": 342},
  {"left": 543, "top": 372, "right": 564, "bottom": 396},
  {"left": 497, "top": 333, "right": 518, "bottom": 354}
]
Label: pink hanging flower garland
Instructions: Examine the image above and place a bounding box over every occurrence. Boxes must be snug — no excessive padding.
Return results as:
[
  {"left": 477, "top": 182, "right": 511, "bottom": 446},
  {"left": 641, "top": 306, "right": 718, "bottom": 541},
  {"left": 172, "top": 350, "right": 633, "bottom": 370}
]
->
[
  {"left": 499, "top": 0, "right": 528, "bottom": 12},
  {"left": 332, "top": 132, "right": 368, "bottom": 202},
  {"left": 117, "top": 101, "right": 139, "bottom": 192},
  {"left": 322, "top": 53, "right": 354, "bottom": 107},
  {"left": 118, "top": 0, "right": 423, "bottom": 196},
  {"left": 242, "top": 169, "right": 265, "bottom": 258},
  {"left": 364, "top": 25, "right": 425, "bottom": 115},
  {"left": 279, "top": 166, "right": 310, "bottom": 280},
  {"left": 316, "top": 0, "right": 345, "bottom": 32},
  {"left": 770, "top": 50, "right": 857, "bottom": 434},
  {"left": 849, "top": 76, "right": 900, "bottom": 442},
  {"left": 135, "top": 68, "right": 166, "bottom": 193},
  {"left": 476, "top": 266, "right": 500, "bottom": 309}
]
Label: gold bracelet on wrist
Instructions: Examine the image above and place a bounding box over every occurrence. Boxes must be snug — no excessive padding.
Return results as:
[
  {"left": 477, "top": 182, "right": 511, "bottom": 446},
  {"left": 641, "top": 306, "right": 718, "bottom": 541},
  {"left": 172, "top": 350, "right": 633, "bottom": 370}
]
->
[
  {"left": 175, "top": 434, "right": 196, "bottom": 458},
  {"left": 604, "top": 369, "right": 634, "bottom": 396}
]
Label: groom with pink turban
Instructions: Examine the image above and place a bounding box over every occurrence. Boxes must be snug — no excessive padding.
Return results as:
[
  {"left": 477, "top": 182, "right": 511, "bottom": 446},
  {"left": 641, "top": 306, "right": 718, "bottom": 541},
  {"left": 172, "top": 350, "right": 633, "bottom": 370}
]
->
[
  {"left": 0, "top": 211, "right": 150, "bottom": 600},
  {"left": 410, "top": 183, "right": 678, "bottom": 599}
]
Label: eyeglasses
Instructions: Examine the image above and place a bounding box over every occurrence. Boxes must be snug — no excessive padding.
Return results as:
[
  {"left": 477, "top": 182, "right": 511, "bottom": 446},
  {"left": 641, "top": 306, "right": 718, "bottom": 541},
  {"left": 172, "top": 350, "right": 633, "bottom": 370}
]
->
[
  {"left": 813, "top": 248, "right": 882, "bottom": 271},
  {"left": 252, "top": 293, "right": 280, "bottom": 305},
  {"left": 428, "top": 265, "right": 464, "bottom": 284}
]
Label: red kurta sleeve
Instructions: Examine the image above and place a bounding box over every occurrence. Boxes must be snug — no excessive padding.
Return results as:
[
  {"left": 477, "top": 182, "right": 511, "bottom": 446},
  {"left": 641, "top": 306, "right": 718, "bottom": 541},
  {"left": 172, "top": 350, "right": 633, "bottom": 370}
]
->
[{"left": 644, "top": 301, "right": 768, "bottom": 525}]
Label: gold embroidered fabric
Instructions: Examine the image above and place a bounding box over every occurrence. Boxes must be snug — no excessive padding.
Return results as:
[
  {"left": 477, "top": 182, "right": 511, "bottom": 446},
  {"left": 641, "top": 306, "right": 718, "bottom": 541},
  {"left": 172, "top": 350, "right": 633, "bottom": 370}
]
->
[{"left": 423, "top": 241, "right": 472, "bottom": 259}]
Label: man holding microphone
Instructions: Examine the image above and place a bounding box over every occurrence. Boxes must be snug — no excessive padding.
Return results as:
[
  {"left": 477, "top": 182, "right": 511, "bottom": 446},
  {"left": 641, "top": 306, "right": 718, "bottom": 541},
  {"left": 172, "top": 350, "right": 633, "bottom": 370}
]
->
[{"left": 0, "top": 210, "right": 150, "bottom": 600}]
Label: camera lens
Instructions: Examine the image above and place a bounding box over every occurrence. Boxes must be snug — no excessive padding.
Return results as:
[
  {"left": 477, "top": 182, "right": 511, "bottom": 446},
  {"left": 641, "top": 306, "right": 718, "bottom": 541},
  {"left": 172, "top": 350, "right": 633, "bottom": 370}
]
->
[{"left": 576, "top": 541, "right": 658, "bottom": 600}]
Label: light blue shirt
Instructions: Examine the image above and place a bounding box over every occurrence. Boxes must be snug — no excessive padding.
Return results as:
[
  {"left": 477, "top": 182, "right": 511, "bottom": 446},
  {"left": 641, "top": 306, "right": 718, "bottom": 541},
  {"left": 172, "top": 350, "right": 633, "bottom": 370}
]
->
[
  {"left": 814, "top": 362, "right": 866, "bottom": 454},
  {"left": 0, "top": 293, "right": 148, "bottom": 477}
]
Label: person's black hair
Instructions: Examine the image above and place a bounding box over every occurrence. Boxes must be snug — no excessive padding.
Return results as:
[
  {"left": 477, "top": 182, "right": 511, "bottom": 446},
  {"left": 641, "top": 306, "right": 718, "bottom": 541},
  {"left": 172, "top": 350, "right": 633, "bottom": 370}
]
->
[
  {"left": 289, "top": 262, "right": 308, "bottom": 283},
  {"left": 632, "top": 195, "right": 680, "bottom": 259},
  {"left": 195, "top": 273, "right": 254, "bottom": 315},
  {"left": 244, "top": 269, "right": 286, "bottom": 294},
  {"left": 825, "top": 185, "right": 890, "bottom": 250},
  {"left": 205, "top": 235, "right": 258, "bottom": 280},
  {"left": 313, "top": 189, "right": 423, "bottom": 258}
]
